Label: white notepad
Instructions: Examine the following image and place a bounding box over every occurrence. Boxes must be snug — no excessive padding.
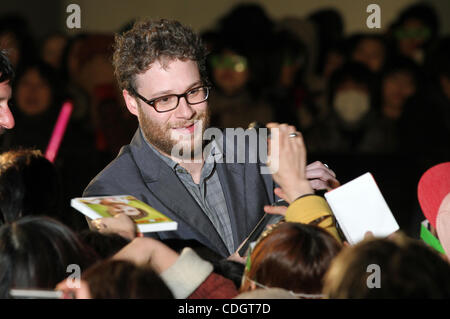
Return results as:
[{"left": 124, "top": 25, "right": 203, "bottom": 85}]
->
[{"left": 324, "top": 172, "right": 399, "bottom": 244}]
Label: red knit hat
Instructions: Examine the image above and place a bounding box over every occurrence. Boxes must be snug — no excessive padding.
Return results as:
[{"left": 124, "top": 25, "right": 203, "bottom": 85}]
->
[{"left": 417, "top": 162, "right": 450, "bottom": 228}]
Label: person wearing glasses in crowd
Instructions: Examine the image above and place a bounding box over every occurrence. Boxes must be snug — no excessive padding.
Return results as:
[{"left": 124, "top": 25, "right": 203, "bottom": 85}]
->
[
  {"left": 0, "top": 50, "right": 15, "bottom": 135},
  {"left": 84, "top": 19, "right": 339, "bottom": 258}
]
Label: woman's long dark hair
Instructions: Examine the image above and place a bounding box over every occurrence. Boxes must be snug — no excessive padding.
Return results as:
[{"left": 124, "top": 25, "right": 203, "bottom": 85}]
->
[{"left": 0, "top": 216, "right": 98, "bottom": 298}]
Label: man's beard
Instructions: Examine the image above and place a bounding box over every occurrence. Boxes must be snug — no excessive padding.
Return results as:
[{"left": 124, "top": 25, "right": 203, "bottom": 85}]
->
[{"left": 139, "top": 106, "right": 210, "bottom": 161}]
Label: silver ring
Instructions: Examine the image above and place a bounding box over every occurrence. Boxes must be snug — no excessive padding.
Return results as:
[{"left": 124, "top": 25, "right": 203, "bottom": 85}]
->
[
  {"left": 324, "top": 163, "right": 329, "bottom": 168},
  {"left": 289, "top": 132, "right": 299, "bottom": 138}
]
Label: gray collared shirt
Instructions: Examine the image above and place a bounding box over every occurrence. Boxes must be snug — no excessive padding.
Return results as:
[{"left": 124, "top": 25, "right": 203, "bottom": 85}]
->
[{"left": 142, "top": 131, "right": 235, "bottom": 255}]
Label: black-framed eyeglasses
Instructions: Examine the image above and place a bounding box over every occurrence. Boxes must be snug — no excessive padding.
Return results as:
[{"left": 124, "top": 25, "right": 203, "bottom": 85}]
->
[{"left": 131, "top": 86, "right": 211, "bottom": 113}]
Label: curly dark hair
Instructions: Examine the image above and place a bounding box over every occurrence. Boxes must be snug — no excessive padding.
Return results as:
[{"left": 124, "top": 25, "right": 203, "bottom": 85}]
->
[
  {"left": 0, "top": 50, "right": 14, "bottom": 83},
  {"left": 113, "top": 19, "right": 208, "bottom": 93}
]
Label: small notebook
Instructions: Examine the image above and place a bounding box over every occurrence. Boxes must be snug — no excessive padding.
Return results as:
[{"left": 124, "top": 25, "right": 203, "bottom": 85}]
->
[
  {"left": 324, "top": 172, "right": 399, "bottom": 244},
  {"left": 71, "top": 195, "right": 178, "bottom": 233}
]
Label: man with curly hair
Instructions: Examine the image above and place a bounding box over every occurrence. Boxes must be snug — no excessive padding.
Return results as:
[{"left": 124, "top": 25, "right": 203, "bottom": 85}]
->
[
  {"left": 0, "top": 50, "right": 15, "bottom": 135},
  {"left": 84, "top": 19, "right": 338, "bottom": 257}
]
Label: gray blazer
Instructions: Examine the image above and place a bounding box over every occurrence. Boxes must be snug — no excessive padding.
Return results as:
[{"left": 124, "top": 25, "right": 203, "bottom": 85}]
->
[{"left": 84, "top": 128, "right": 275, "bottom": 257}]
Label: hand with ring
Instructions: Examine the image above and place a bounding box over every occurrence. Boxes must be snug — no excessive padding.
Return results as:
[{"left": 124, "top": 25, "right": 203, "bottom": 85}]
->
[{"left": 266, "top": 122, "right": 313, "bottom": 203}]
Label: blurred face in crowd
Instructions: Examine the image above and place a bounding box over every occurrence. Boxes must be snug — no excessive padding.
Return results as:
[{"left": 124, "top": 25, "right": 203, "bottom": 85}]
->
[
  {"left": 41, "top": 35, "right": 67, "bottom": 70},
  {"left": 0, "top": 32, "right": 20, "bottom": 67},
  {"left": 352, "top": 38, "right": 385, "bottom": 73},
  {"left": 15, "top": 68, "right": 52, "bottom": 116},
  {"left": 0, "top": 79, "right": 15, "bottom": 134},
  {"left": 279, "top": 55, "right": 302, "bottom": 88},
  {"left": 333, "top": 80, "right": 370, "bottom": 125},
  {"left": 323, "top": 50, "right": 344, "bottom": 79},
  {"left": 79, "top": 54, "right": 116, "bottom": 95},
  {"left": 382, "top": 71, "right": 416, "bottom": 119},
  {"left": 211, "top": 50, "right": 249, "bottom": 95},
  {"left": 124, "top": 59, "right": 209, "bottom": 159},
  {"left": 395, "top": 18, "right": 430, "bottom": 63}
]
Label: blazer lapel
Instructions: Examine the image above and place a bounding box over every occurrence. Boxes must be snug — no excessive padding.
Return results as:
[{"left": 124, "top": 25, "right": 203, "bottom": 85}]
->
[
  {"left": 216, "top": 162, "right": 247, "bottom": 250},
  {"left": 215, "top": 130, "right": 274, "bottom": 251},
  {"left": 128, "top": 129, "right": 229, "bottom": 255}
]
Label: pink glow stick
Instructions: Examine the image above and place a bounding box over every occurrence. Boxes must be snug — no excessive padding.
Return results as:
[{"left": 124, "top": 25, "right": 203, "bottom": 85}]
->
[{"left": 45, "top": 101, "right": 73, "bottom": 163}]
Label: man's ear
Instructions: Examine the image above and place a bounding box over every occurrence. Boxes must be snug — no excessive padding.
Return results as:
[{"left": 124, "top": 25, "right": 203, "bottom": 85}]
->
[{"left": 123, "top": 89, "right": 139, "bottom": 116}]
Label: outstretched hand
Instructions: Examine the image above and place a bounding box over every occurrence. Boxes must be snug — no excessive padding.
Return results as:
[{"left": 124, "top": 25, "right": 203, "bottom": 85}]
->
[
  {"left": 264, "top": 187, "right": 288, "bottom": 216},
  {"left": 113, "top": 237, "right": 179, "bottom": 273},
  {"left": 55, "top": 278, "right": 91, "bottom": 299},
  {"left": 91, "top": 213, "right": 137, "bottom": 240},
  {"left": 305, "top": 161, "right": 340, "bottom": 191},
  {"left": 266, "top": 122, "right": 340, "bottom": 200},
  {"left": 266, "top": 123, "right": 313, "bottom": 203}
]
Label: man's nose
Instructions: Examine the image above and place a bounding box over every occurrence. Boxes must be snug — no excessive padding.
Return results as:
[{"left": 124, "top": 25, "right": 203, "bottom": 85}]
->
[
  {"left": 174, "top": 96, "right": 195, "bottom": 119},
  {"left": 0, "top": 104, "right": 15, "bottom": 130}
]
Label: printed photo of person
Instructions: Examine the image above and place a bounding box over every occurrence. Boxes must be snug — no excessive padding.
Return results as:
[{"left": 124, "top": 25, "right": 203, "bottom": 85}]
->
[{"left": 99, "top": 198, "right": 148, "bottom": 220}]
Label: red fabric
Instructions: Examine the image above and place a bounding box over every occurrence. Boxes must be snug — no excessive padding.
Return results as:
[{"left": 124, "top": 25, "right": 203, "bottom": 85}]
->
[
  {"left": 418, "top": 162, "right": 450, "bottom": 227},
  {"left": 188, "top": 273, "right": 239, "bottom": 299}
]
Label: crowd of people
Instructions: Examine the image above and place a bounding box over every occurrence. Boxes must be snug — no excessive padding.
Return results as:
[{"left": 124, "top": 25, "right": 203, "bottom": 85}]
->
[
  {"left": 0, "top": 2, "right": 448, "bottom": 300},
  {"left": 200, "top": 3, "right": 450, "bottom": 237}
]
